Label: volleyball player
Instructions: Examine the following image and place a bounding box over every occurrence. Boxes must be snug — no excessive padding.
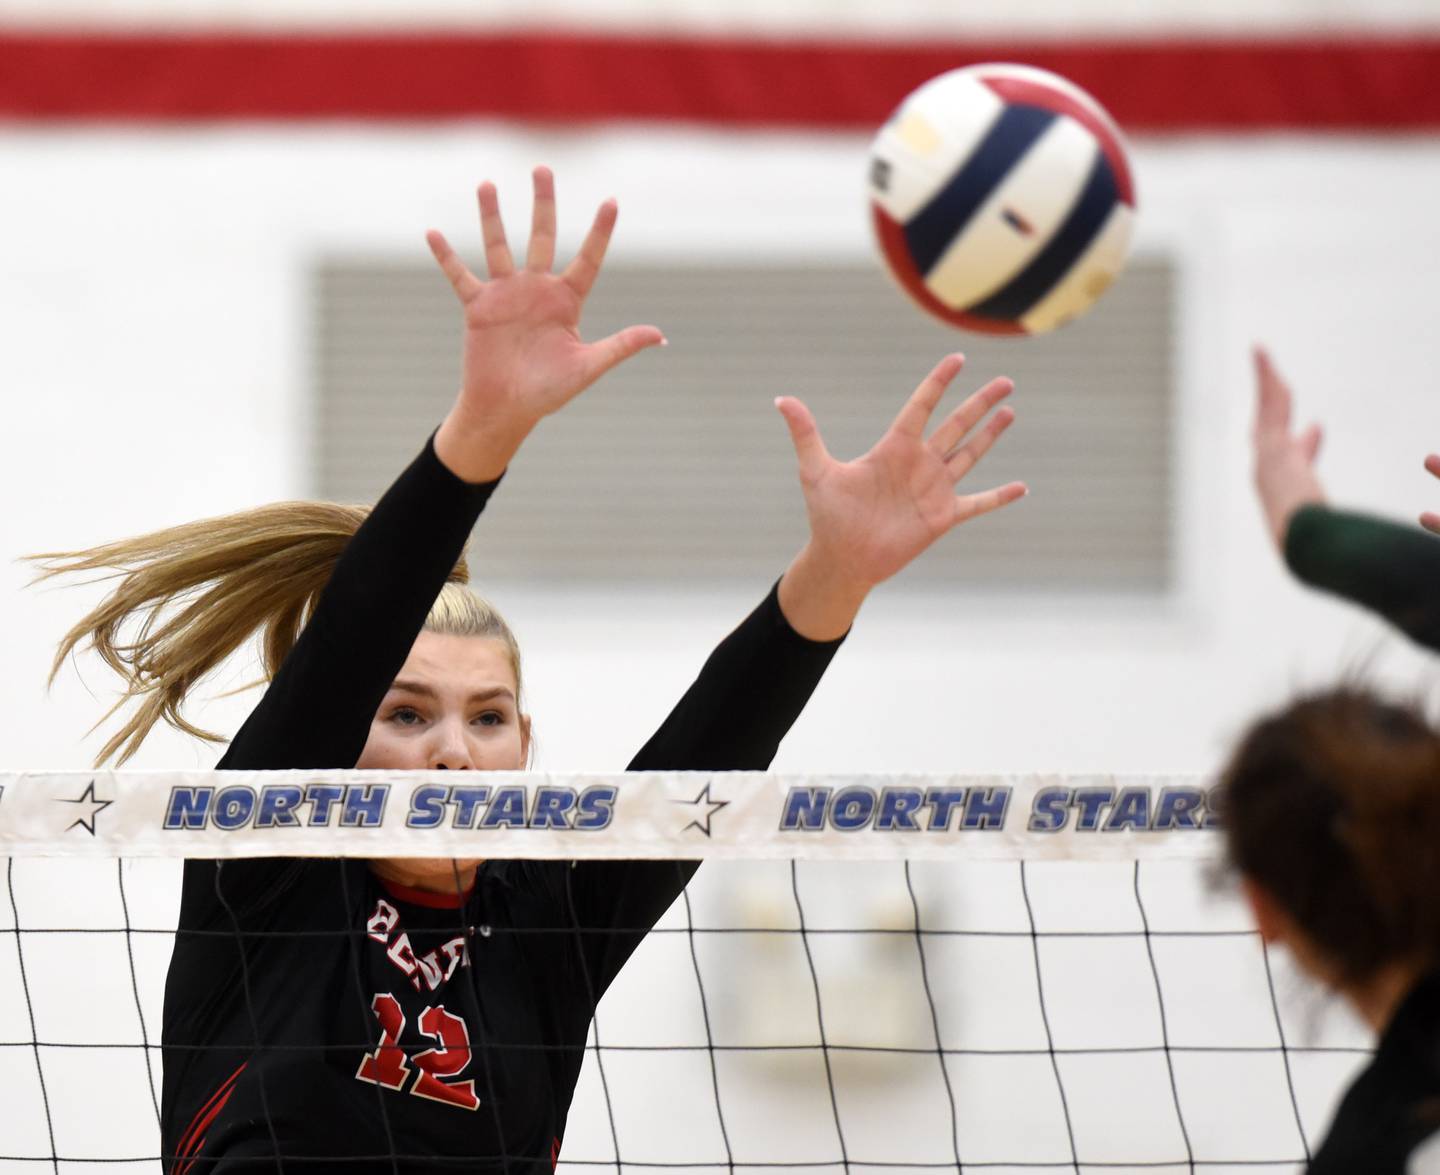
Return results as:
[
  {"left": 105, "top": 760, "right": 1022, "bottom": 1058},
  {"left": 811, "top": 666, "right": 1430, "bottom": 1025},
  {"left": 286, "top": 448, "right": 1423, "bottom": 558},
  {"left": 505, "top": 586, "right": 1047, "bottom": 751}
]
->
[
  {"left": 1238, "top": 346, "right": 1440, "bottom": 1169},
  {"left": 34, "top": 169, "right": 1025, "bottom": 1172}
]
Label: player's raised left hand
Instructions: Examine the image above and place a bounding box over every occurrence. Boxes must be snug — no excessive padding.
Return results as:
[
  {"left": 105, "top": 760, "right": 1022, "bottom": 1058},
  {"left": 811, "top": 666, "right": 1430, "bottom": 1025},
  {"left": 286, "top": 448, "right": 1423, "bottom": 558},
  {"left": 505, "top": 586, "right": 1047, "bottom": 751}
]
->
[
  {"left": 775, "top": 354, "right": 1025, "bottom": 640},
  {"left": 431, "top": 167, "right": 665, "bottom": 483}
]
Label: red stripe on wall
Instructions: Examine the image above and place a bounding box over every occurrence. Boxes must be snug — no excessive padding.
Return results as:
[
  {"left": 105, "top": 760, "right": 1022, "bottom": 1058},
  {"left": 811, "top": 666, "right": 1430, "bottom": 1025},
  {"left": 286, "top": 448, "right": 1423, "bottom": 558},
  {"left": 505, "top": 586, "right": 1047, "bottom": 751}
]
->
[{"left": 1, "top": 31, "right": 1438, "bottom": 130}]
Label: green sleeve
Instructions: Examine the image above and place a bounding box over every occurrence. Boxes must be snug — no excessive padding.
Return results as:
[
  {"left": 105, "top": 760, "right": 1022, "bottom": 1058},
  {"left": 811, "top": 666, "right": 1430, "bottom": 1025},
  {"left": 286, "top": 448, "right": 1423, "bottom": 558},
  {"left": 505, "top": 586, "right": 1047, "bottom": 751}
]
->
[{"left": 1283, "top": 503, "right": 1440, "bottom": 652}]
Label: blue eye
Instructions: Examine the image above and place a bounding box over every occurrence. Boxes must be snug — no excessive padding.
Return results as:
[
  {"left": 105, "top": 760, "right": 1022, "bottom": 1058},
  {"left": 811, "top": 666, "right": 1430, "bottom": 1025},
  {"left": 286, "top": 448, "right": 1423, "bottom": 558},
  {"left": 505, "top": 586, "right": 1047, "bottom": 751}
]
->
[
  {"left": 475, "top": 711, "right": 503, "bottom": 727},
  {"left": 389, "top": 707, "right": 424, "bottom": 727}
]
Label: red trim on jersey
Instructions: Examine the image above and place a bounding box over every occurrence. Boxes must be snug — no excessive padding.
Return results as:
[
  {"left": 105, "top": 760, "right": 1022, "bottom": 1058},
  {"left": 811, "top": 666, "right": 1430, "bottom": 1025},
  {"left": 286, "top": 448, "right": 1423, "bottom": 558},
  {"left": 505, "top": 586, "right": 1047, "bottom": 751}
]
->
[
  {"left": 379, "top": 876, "right": 475, "bottom": 909},
  {"left": 0, "top": 31, "right": 1438, "bottom": 130},
  {"left": 173, "top": 1061, "right": 246, "bottom": 1175},
  {"left": 978, "top": 72, "right": 1136, "bottom": 206}
]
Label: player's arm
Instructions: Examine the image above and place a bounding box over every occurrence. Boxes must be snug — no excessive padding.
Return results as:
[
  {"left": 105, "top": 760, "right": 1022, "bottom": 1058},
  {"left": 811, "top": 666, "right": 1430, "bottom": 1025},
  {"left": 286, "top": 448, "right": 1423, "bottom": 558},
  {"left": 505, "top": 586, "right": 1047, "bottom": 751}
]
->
[
  {"left": 217, "top": 446, "right": 498, "bottom": 771},
  {"left": 200, "top": 171, "right": 659, "bottom": 916},
  {"left": 563, "top": 356, "right": 1026, "bottom": 995},
  {"left": 201, "top": 434, "right": 498, "bottom": 917},
  {"left": 1252, "top": 346, "right": 1440, "bottom": 651},
  {"left": 1284, "top": 507, "right": 1440, "bottom": 651},
  {"left": 633, "top": 352, "right": 1024, "bottom": 769},
  {"left": 222, "top": 168, "right": 661, "bottom": 772}
]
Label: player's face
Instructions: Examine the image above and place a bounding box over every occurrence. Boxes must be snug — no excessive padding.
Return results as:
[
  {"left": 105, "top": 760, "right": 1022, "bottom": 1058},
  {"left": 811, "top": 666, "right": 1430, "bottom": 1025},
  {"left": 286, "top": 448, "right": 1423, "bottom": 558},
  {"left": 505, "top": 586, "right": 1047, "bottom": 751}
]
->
[{"left": 356, "top": 631, "right": 531, "bottom": 772}]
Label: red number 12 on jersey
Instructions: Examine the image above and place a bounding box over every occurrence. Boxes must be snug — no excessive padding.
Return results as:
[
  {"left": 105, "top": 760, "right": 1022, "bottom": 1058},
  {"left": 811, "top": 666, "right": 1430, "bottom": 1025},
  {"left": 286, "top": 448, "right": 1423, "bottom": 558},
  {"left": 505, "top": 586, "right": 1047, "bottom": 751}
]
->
[{"left": 355, "top": 992, "right": 480, "bottom": 1111}]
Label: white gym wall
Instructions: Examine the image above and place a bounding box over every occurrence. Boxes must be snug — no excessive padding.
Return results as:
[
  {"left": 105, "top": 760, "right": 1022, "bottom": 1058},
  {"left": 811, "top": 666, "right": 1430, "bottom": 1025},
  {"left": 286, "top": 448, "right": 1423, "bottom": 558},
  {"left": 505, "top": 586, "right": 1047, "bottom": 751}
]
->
[
  {"left": 1, "top": 1, "right": 1436, "bottom": 1169},
  {"left": 5, "top": 134, "right": 1438, "bottom": 775}
]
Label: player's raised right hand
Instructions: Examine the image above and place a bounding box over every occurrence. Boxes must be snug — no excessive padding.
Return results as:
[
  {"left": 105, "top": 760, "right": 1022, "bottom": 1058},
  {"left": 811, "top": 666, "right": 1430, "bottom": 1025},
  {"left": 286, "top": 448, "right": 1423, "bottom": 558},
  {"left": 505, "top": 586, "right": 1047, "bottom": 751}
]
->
[
  {"left": 431, "top": 167, "right": 665, "bottom": 483},
  {"left": 1252, "top": 346, "right": 1325, "bottom": 549}
]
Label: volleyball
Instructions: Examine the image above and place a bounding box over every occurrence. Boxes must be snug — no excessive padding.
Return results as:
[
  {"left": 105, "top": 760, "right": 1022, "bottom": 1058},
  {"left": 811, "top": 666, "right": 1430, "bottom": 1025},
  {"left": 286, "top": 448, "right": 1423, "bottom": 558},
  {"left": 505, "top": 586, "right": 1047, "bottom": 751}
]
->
[{"left": 869, "top": 63, "right": 1137, "bottom": 336}]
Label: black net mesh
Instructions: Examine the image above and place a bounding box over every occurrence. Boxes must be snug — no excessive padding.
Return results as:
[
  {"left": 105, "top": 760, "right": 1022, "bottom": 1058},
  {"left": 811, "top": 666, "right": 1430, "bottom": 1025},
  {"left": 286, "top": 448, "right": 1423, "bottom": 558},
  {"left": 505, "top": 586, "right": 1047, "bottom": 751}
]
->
[{"left": 0, "top": 853, "right": 1372, "bottom": 1173}]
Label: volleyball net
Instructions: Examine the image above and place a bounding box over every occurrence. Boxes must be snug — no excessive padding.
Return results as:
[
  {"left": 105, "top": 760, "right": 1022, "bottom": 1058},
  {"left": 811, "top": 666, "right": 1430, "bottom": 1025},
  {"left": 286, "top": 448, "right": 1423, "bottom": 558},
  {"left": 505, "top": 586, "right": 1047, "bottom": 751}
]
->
[{"left": 1, "top": 771, "right": 1370, "bottom": 1172}]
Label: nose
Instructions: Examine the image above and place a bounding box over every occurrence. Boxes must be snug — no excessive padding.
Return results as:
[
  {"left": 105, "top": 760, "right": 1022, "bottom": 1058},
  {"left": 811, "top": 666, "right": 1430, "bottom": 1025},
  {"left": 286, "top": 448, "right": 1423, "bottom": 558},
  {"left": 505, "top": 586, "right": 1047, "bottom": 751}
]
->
[{"left": 427, "top": 719, "right": 476, "bottom": 771}]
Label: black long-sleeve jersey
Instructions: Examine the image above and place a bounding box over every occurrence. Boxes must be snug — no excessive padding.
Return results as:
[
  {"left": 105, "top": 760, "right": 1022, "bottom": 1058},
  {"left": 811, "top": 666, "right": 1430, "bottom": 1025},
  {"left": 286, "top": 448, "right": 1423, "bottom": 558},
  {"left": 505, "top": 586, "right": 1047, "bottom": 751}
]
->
[
  {"left": 1307, "top": 973, "right": 1440, "bottom": 1173},
  {"left": 1285, "top": 503, "right": 1440, "bottom": 652},
  {"left": 159, "top": 438, "right": 844, "bottom": 1173}
]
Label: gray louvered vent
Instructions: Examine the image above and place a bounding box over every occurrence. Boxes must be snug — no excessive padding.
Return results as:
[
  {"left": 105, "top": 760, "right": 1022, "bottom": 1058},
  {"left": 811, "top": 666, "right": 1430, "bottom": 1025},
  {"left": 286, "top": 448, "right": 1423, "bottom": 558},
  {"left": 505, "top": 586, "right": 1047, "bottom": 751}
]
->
[{"left": 314, "top": 259, "right": 1174, "bottom": 589}]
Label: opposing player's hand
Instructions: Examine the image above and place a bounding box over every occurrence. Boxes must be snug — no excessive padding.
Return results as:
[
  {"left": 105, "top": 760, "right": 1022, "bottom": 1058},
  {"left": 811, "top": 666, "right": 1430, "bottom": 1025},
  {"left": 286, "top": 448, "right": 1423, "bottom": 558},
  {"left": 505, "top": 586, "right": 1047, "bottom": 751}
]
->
[
  {"left": 775, "top": 355, "right": 1025, "bottom": 640},
  {"left": 1252, "top": 346, "right": 1325, "bottom": 549},
  {"left": 431, "top": 167, "right": 665, "bottom": 482},
  {"left": 1421, "top": 455, "right": 1440, "bottom": 535}
]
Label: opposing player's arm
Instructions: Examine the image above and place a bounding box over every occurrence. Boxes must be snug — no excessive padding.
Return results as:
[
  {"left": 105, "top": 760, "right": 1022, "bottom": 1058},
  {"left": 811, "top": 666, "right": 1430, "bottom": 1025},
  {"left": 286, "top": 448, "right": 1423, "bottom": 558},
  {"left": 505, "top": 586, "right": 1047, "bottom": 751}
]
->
[
  {"left": 1252, "top": 346, "right": 1440, "bottom": 652},
  {"left": 1284, "top": 507, "right": 1440, "bottom": 652},
  {"left": 563, "top": 356, "right": 1026, "bottom": 994}
]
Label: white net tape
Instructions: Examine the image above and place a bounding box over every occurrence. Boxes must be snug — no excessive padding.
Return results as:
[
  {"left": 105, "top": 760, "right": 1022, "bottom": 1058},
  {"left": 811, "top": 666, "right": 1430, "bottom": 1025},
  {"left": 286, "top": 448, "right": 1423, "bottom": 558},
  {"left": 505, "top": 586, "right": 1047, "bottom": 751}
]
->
[
  {"left": 0, "top": 773, "right": 1369, "bottom": 1173},
  {"left": 0, "top": 772, "right": 1219, "bottom": 862}
]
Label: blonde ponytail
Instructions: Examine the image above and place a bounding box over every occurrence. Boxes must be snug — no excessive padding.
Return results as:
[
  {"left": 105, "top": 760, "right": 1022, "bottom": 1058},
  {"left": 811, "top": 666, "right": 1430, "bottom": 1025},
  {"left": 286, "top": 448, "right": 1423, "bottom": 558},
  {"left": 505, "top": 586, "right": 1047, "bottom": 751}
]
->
[{"left": 29, "top": 500, "right": 513, "bottom": 767}]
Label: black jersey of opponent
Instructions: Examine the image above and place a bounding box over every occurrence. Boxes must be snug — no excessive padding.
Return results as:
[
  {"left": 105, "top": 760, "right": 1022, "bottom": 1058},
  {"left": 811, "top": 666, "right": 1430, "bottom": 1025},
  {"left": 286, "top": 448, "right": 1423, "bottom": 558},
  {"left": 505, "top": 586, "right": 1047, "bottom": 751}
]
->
[
  {"left": 1307, "top": 973, "right": 1440, "bottom": 1173},
  {"left": 1285, "top": 504, "right": 1440, "bottom": 652},
  {"left": 159, "top": 438, "right": 843, "bottom": 1173}
]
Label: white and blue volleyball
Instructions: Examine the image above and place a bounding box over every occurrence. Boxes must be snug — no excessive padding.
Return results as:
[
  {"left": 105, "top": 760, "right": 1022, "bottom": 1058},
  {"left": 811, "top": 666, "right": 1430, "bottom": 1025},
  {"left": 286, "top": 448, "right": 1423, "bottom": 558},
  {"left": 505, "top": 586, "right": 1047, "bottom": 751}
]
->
[{"left": 869, "top": 63, "right": 1136, "bottom": 336}]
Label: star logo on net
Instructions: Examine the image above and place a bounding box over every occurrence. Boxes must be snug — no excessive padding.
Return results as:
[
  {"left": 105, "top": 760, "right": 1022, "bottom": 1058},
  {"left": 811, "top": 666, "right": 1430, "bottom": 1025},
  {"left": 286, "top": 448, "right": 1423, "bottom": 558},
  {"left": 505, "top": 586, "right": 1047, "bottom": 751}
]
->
[
  {"left": 60, "top": 779, "right": 114, "bottom": 836},
  {"left": 671, "top": 781, "right": 730, "bottom": 838}
]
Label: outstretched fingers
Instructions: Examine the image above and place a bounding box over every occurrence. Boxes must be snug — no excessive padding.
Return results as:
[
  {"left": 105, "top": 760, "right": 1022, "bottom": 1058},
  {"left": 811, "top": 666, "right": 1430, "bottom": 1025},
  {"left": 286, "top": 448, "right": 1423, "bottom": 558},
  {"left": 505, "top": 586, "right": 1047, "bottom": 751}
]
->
[
  {"left": 563, "top": 198, "right": 619, "bottom": 300},
  {"left": 953, "top": 481, "right": 1028, "bottom": 527},
  {"left": 527, "top": 166, "right": 557, "bottom": 273},
  {"left": 945, "top": 405, "right": 1015, "bottom": 483},
  {"left": 892, "top": 354, "right": 965, "bottom": 439},
  {"left": 1253, "top": 346, "right": 1292, "bottom": 434},
  {"left": 477, "top": 181, "right": 515, "bottom": 279},
  {"left": 929, "top": 376, "right": 1014, "bottom": 457},
  {"left": 425, "top": 230, "right": 482, "bottom": 301},
  {"left": 776, "top": 396, "right": 832, "bottom": 481}
]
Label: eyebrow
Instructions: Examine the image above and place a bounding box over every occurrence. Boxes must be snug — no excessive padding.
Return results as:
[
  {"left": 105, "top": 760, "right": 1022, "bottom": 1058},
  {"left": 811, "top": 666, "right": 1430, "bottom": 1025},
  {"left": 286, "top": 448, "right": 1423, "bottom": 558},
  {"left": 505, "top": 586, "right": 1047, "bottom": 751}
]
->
[{"left": 389, "top": 680, "right": 516, "bottom": 706}]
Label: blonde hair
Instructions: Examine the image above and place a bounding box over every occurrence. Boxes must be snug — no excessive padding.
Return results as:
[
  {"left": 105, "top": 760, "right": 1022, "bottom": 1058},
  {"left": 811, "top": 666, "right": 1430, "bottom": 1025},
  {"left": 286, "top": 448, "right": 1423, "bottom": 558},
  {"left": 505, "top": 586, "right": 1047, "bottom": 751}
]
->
[{"left": 29, "top": 502, "right": 523, "bottom": 767}]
